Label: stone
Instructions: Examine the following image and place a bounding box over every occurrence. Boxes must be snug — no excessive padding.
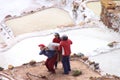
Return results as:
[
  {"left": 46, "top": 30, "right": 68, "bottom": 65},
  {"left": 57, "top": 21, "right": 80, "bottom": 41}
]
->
[
  {"left": 100, "top": 0, "right": 120, "bottom": 32},
  {"left": 29, "top": 60, "right": 36, "bottom": 66},
  {"left": 81, "top": 56, "right": 88, "bottom": 61},
  {"left": 0, "top": 67, "right": 4, "bottom": 71},
  {"left": 8, "top": 65, "right": 14, "bottom": 70}
]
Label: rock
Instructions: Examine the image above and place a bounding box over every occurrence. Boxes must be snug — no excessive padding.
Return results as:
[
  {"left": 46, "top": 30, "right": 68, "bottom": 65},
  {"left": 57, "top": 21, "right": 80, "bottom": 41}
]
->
[
  {"left": 77, "top": 52, "right": 84, "bottom": 57},
  {"left": 71, "top": 53, "right": 84, "bottom": 59},
  {"left": 88, "top": 61, "right": 95, "bottom": 65},
  {"left": 5, "top": 15, "right": 12, "bottom": 18},
  {"left": 107, "top": 41, "right": 118, "bottom": 47},
  {"left": 40, "top": 75, "right": 47, "bottom": 79},
  {"left": 0, "top": 67, "right": 4, "bottom": 71},
  {"left": 29, "top": 60, "right": 36, "bottom": 66},
  {"left": 81, "top": 56, "right": 88, "bottom": 61},
  {"left": 72, "top": 70, "right": 82, "bottom": 77},
  {"left": 101, "top": 0, "right": 120, "bottom": 32},
  {"left": 94, "top": 63, "right": 99, "bottom": 70},
  {"left": 8, "top": 65, "right": 14, "bottom": 70}
]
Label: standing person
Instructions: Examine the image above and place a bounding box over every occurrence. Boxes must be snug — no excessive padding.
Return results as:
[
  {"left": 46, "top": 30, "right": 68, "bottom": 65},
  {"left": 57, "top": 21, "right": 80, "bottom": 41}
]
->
[
  {"left": 38, "top": 44, "right": 57, "bottom": 74},
  {"left": 52, "top": 33, "right": 61, "bottom": 69},
  {"left": 52, "top": 33, "right": 61, "bottom": 43},
  {"left": 59, "top": 35, "right": 72, "bottom": 74}
]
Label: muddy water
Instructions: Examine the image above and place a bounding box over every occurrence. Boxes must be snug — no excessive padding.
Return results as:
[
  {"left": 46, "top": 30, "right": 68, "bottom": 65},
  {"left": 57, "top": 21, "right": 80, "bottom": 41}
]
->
[
  {"left": 5, "top": 8, "right": 74, "bottom": 36},
  {"left": 87, "top": 1, "right": 101, "bottom": 16}
]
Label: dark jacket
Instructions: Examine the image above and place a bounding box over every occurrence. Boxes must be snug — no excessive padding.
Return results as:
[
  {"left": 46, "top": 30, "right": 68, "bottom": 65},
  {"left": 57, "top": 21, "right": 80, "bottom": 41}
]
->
[{"left": 39, "top": 49, "right": 56, "bottom": 58}]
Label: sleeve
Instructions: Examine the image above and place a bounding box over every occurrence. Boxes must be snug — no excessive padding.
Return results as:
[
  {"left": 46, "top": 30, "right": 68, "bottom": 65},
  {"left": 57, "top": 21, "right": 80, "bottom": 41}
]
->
[
  {"left": 52, "top": 38, "right": 55, "bottom": 42},
  {"left": 39, "top": 49, "right": 50, "bottom": 57},
  {"left": 69, "top": 39, "right": 73, "bottom": 44},
  {"left": 71, "top": 40, "right": 73, "bottom": 44},
  {"left": 39, "top": 49, "right": 46, "bottom": 55}
]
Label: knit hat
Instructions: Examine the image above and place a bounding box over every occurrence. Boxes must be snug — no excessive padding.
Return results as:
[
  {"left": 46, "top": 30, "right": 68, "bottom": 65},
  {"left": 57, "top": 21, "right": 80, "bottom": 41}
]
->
[
  {"left": 54, "top": 32, "right": 59, "bottom": 36},
  {"left": 38, "top": 44, "right": 45, "bottom": 47},
  {"left": 61, "top": 35, "right": 68, "bottom": 41}
]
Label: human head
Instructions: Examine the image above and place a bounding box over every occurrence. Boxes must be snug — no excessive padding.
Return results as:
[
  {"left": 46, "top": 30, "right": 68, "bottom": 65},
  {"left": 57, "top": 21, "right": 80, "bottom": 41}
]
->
[
  {"left": 61, "top": 35, "right": 68, "bottom": 41},
  {"left": 38, "top": 44, "right": 45, "bottom": 50},
  {"left": 54, "top": 32, "right": 60, "bottom": 38}
]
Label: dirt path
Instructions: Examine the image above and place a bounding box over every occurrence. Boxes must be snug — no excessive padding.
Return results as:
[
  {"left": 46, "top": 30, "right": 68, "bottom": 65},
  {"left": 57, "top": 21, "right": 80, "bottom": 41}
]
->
[{"left": 0, "top": 56, "right": 101, "bottom": 80}]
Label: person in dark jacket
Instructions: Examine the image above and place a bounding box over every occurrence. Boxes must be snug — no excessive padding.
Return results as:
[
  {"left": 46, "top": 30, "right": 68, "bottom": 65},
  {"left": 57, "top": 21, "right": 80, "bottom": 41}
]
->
[
  {"left": 39, "top": 44, "right": 57, "bottom": 74},
  {"left": 59, "top": 35, "right": 72, "bottom": 74}
]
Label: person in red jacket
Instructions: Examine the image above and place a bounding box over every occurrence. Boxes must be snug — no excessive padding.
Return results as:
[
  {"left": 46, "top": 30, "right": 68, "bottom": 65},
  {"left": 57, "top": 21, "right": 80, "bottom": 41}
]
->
[
  {"left": 52, "top": 33, "right": 61, "bottom": 69},
  {"left": 59, "top": 35, "right": 72, "bottom": 74},
  {"left": 52, "top": 33, "right": 61, "bottom": 43}
]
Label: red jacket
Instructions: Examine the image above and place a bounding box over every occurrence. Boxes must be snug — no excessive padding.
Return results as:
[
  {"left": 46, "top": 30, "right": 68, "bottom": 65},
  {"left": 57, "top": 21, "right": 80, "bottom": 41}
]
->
[
  {"left": 59, "top": 39, "right": 72, "bottom": 56},
  {"left": 52, "top": 37, "right": 61, "bottom": 43}
]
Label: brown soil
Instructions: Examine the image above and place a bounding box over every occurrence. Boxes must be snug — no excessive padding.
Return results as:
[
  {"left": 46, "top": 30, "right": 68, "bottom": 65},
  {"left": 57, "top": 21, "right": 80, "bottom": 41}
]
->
[{"left": 0, "top": 56, "right": 120, "bottom": 80}]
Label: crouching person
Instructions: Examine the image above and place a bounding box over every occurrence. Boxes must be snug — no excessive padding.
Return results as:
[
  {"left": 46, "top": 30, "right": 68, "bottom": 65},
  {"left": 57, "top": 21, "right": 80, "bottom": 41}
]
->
[{"left": 38, "top": 44, "right": 57, "bottom": 74}]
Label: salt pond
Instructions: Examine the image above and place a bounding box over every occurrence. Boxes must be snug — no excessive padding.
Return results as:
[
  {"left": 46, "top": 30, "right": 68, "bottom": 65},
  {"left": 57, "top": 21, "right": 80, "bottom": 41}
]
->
[
  {"left": 87, "top": 1, "right": 101, "bottom": 16},
  {"left": 5, "top": 8, "right": 74, "bottom": 36}
]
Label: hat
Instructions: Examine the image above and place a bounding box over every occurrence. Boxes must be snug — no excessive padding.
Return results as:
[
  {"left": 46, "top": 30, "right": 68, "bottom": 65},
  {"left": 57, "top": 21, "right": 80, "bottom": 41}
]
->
[
  {"left": 38, "top": 44, "right": 45, "bottom": 47},
  {"left": 61, "top": 35, "right": 68, "bottom": 41},
  {"left": 54, "top": 32, "right": 59, "bottom": 36}
]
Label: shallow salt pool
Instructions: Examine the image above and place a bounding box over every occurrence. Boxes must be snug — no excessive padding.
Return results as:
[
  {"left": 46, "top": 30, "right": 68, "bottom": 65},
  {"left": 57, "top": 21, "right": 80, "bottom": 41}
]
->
[
  {"left": 87, "top": 1, "right": 101, "bottom": 17},
  {"left": 5, "top": 8, "right": 74, "bottom": 36}
]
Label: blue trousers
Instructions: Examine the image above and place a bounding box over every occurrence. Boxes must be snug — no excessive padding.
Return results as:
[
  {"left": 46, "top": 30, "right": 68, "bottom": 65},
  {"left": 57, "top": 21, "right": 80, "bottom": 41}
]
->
[{"left": 62, "top": 56, "right": 71, "bottom": 74}]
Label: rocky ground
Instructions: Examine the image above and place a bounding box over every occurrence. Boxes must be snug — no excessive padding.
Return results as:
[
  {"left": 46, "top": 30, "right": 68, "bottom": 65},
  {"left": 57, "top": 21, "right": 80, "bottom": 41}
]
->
[{"left": 0, "top": 55, "right": 120, "bottom": 80}]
